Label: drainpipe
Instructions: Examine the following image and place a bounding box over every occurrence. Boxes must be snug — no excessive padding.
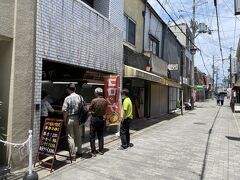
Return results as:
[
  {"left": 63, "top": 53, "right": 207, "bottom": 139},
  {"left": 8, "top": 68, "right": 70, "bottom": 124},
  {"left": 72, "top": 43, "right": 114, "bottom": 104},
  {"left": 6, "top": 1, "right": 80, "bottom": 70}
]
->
[{"left": 142, "top": 0, "right": 147, "bottom": 54}]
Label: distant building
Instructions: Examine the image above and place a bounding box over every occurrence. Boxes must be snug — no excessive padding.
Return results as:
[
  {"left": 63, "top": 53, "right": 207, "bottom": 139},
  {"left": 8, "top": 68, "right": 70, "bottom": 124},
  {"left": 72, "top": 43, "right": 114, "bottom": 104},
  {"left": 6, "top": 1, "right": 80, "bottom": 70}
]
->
[{"left": 170, "top": 24, "right": 193, "bottom": 103}]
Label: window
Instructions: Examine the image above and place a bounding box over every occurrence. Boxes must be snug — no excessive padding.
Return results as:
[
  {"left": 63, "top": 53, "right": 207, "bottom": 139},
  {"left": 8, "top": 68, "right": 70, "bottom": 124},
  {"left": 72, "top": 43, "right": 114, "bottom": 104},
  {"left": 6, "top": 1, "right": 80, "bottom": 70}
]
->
[
  {"left": 124, "top": 15, "right": 136, "bottom": 46},
  {"left": 149, "top": 37, "right": 159, "bottom": 56}
]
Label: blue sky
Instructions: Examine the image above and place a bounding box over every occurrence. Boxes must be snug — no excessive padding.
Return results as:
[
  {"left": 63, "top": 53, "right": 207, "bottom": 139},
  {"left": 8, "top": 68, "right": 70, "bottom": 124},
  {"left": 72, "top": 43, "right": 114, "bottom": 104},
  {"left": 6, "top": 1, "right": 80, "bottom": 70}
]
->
[{"left": 148, "top": 0, "right": 240, "bottom": 82}]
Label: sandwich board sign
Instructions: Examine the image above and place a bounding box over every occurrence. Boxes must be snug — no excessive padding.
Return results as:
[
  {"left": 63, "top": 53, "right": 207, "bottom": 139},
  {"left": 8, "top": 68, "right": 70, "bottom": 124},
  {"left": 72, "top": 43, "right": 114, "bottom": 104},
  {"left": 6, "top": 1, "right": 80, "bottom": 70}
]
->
[{"left": 34, "top": 119, "right": 72, "bottom": 172}]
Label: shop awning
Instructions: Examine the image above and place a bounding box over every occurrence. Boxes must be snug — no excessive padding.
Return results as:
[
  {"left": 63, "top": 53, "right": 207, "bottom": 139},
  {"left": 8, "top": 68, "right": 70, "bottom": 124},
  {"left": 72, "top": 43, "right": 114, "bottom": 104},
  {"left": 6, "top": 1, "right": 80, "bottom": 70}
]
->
[
  {"left": 166, "top": 79, "right": 182, "bottom": 88},
  {"left": 124, "top": 65, "right": 181, "bottom": 88}
]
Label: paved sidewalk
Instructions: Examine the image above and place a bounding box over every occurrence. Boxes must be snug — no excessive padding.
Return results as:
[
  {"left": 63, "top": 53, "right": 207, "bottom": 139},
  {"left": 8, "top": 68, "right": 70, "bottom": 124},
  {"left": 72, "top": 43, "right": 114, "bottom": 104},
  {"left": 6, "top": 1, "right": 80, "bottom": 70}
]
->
[
  {"left": 40, "top": 100, "right": 240, "bottom": 180},
  {"left": 202, "top": 101, "right": 240, "bottom": 180}
]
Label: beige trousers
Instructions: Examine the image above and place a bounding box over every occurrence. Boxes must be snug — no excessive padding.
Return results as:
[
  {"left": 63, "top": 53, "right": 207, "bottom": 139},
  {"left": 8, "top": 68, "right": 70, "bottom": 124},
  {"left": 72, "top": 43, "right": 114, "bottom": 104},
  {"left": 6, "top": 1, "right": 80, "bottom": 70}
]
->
[{"left": 67, "top": 116, "right": 82, "bottom": 156}]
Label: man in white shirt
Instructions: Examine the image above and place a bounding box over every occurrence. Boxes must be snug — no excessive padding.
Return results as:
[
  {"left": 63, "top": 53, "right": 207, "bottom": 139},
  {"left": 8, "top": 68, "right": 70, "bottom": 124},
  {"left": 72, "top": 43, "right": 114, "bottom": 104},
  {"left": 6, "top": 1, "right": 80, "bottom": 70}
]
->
[{"left": 62, "top": 83, "right": 83, "bottom": 159}]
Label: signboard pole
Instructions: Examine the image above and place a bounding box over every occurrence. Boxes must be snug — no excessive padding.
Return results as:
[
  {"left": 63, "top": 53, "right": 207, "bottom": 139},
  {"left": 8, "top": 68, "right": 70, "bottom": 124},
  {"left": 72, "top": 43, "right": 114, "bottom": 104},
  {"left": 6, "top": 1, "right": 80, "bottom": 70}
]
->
[{"left": 23, "top": 130, "right": 39, "bottom": 180}]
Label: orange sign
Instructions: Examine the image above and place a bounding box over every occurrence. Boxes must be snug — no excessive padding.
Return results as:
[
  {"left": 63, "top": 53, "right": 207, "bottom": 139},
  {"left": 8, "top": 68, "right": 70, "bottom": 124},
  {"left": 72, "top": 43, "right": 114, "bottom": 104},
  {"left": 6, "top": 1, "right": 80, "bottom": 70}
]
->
[{"left": 104, "top": 75, "right": 121, "bottom": 126}]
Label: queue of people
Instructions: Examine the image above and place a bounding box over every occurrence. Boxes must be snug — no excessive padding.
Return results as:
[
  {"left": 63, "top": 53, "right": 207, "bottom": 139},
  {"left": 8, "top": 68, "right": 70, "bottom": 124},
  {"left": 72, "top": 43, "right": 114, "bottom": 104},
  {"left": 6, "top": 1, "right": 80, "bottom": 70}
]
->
[{"left": 41, "top": 83, "right": 133, "bottom": 160}]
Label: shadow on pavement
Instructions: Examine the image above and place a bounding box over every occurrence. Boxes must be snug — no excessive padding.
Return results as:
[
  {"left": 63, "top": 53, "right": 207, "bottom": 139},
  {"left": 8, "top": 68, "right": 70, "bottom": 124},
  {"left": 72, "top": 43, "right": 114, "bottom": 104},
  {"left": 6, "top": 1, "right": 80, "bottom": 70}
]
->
[
  {"left": 226, "top": 136, "right": 240, "bottom": 141},
  {"left": 193, "top": 122, "right": 206, "bottom": 125},
  {"left": 131, "top": 114, "right": 179, "bottom": 131}
]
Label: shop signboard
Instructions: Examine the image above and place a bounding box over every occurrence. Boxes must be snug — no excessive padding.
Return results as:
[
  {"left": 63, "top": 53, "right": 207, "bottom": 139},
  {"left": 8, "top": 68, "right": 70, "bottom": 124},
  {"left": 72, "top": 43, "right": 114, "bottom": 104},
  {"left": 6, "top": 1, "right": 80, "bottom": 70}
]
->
[
  {"left": 194, "top": 85, "right": 205, "bottom": 90},
  {"left": 35, "top": 119, "right": 71, "bottom": 172},
  {"left": 104, "top": 75, "right": 121, "bottom": 126},
  {"left": 168, "top": 64, "right": 179, "bottom": 71},
  {"left": 235, "top": 0, "right": 240, "bottom": 15}
]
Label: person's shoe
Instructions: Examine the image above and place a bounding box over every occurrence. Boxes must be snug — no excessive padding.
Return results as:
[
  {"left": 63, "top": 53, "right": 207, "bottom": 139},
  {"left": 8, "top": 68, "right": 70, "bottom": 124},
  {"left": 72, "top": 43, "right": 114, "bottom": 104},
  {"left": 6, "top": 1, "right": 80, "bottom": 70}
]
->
[
  {"left": 117, "top": 146, "right": 127, "bottom": 150},
  {"left": 67, "top": 156, "right": 76, "bottom": 161},
  {"left": 98, "top": 150, "right": 104, "bottom": 155},
  {"left": 76, "top": 153, "right": 83, "bottom": 158},
  {"left": 90, "top": 151, "right": 97, "bottom": 157},
  {"left": 128, "top": 143, "right": 134, "bottom": 147}
]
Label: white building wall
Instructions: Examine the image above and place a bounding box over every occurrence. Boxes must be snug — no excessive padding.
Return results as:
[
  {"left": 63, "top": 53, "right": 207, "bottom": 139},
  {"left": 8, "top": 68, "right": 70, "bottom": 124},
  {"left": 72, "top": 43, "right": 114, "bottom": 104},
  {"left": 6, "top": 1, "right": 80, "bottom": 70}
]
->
[
  {"left": 33, "top": 0, "right": 123, "bottom": 149},
  {"left": 170, "top": 25, "right": 187, "bottom": 48},
  {"left": 109, "top": 0, "right": 124, "bottom": 29}
]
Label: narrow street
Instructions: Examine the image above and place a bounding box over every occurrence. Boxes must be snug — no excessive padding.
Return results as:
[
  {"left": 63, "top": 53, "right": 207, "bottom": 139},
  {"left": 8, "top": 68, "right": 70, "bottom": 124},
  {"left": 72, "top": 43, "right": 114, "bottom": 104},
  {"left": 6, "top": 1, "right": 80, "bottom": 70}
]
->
[{"left": 42, "top": 100, "right": 240, "bottom": 180}]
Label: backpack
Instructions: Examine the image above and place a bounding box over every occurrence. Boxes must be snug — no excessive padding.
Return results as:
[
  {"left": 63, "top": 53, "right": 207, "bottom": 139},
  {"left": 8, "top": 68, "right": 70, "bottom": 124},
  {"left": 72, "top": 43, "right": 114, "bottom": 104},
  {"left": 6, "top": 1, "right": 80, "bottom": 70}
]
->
[{"left": 78, "top": 96, "right": 89, "bottom": 124}]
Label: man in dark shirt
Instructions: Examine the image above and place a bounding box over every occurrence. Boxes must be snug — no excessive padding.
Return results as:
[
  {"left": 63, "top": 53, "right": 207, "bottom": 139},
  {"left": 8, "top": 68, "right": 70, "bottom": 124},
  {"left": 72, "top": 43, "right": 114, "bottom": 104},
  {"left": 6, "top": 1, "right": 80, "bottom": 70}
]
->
[{"left": 89, "top": 87, "right": 107, "bottom": 156}]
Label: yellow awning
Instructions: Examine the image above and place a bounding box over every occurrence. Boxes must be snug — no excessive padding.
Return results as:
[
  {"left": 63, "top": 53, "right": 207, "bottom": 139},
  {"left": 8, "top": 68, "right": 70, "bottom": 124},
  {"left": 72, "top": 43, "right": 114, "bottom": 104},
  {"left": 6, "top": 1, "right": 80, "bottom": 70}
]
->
[
  {"left": 124, "top": 65, "right": 181, "bottom": 88},
  {"left": 165, "top": 79, "right": 182, "bottom": 88}
]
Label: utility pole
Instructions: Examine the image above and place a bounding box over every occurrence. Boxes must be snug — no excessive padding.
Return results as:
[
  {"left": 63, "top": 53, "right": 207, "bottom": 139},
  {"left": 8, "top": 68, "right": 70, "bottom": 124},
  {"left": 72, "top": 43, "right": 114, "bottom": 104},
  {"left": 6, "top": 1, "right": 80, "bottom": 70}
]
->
[
  {"left": 191, "top": 0, "right": 196, "bottom": 107},
  {"left": 216, "top": 69, "right": 218, "bottom": 93},
  {"left": 212, "top": 56, "right": 215, "bottom": 98},
  {"left": 181, "top": 49, "right": 184, "bottom": 115},
  {"left": 230, "top": 47, "right": 232, "bottom": 88}
]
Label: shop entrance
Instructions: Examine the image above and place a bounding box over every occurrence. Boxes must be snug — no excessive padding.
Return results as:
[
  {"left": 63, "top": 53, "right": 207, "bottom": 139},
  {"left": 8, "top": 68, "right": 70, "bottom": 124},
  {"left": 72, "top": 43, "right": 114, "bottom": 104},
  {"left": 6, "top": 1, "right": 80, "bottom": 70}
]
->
[
  {"left": 41, "top": 60, "right": 110, "bottom": 145},
  {"left": 0, "top": 39, "right": 12, "bottom": 167}
]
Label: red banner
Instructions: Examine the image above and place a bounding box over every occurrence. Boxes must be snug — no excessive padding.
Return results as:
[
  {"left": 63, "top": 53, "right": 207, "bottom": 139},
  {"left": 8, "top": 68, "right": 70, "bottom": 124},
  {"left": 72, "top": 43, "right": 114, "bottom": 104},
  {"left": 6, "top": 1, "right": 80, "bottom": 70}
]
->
[{"left": 104, "top": 75, "right": 121, "bottom": 126}]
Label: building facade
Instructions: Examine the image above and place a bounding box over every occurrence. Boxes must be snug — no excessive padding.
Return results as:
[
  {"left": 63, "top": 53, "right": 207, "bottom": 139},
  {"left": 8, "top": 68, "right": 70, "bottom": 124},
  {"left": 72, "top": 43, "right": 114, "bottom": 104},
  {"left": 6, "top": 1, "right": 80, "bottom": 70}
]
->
[
  {"left": 0, "top": 0, "right": 123, "bottom": 170},
  {"left": 170, "top": 24, "right": 193, "bottom": 103},
  {"left": 162, "top": 25, "right": 183, "bottom": 112},
  {"left": 1, "top": 0, "right": 191, "bottom": 171},
  {"left": 0, "top": 0, "right": 37, "bottom": 169}
]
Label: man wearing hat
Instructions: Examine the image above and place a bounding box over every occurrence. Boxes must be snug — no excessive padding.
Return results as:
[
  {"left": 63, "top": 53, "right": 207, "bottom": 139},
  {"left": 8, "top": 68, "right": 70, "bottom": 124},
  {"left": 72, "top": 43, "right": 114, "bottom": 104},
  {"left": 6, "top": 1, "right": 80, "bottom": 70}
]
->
[
  {"left": 62, "top": 83, "right": 83, "bottom": 159},
  {"left": 89, "top": 87, "right": 107, "bottom": 156}
]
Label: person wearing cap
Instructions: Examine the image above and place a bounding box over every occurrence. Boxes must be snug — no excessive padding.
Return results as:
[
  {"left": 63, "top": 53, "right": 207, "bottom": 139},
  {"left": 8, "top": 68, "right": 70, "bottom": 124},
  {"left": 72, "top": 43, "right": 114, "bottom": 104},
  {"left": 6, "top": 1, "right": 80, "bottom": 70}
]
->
[
  {"left": 62, "top": 83, "right": 84, "bottom": 159},
  {"left": 89, "top": 87, "right": 107, "bottom": 156},
  {"left": 119, "top": 89, "right": 133, "bottom": 150}
]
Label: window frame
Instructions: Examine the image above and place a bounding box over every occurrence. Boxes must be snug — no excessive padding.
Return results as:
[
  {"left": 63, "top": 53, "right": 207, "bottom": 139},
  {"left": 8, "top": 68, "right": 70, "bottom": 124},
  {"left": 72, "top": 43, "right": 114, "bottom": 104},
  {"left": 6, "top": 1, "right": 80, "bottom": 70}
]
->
[
  {"left": 149, "top": 34, "right": 159, "bottom": 56},
  {"left": 124, "top": 14, "right": 136, "bottom": 46}
]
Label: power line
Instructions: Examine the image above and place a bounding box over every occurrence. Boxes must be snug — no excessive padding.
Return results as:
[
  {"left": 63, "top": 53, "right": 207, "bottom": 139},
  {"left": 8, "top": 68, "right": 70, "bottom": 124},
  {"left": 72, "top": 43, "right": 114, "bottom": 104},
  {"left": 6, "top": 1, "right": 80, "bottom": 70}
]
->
[
  {"left": 154, "top": 0, "right": 217, "bottom": 77},
  {"left": 155, "top": 0, "right": 198, "bottom": 50},
  {"left": 181, "top": 11, "right": 240, "bottom": 19},
  {"left": 179, "top": 0, "right": 192, "bottom": 21},
  {"left": 222, "top": 0, "right": 240, "bottom": 22},
  {"left": 199, "top": 50, "right": 210, "bottom": 76},
  {"left": 196, "top": 38, "right": 210, "bottom": 76},
  {"left": 214, "top": 0, "right": 224, "bottom": 68}
]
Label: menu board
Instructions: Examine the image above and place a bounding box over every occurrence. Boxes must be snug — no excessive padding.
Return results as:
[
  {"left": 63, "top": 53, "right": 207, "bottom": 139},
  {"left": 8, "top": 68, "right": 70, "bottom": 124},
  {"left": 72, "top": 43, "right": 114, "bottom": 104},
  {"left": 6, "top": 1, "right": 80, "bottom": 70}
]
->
[{"left": 39, "top": 119, "right": 63, "bottom": 155}]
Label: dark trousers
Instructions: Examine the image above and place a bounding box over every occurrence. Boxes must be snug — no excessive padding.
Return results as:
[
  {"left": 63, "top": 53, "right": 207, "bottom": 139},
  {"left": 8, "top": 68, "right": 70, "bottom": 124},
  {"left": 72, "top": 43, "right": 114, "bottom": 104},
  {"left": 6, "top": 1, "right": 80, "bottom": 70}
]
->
[
  {"left": 221, "top": 100, "right": 224, "bottom": 106},
  {"left": 120, "top": 118, "right": 131, "bottom": 148},
  {"left": 90, "top": 116, "right": 105, "bottom": 152}
]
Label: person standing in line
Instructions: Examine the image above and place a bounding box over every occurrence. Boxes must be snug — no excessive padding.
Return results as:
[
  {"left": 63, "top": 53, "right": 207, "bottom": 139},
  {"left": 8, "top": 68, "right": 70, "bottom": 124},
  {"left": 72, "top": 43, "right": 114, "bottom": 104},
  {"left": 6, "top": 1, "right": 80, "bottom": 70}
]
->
[
  {"left": 216, "top": 94, "right": 220, "bottom": 106},
  {"left": 119, "top": 89, "right": 133, "bottom": 150},
  {"left": 62, "top": 83, "right": 83, "bottom": 160},
  {"left": 41, "top": 91, "right": 54, "bottom": 134},
  {"left": 89, "top": 88, "right": 107, "bottom": 157}
]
